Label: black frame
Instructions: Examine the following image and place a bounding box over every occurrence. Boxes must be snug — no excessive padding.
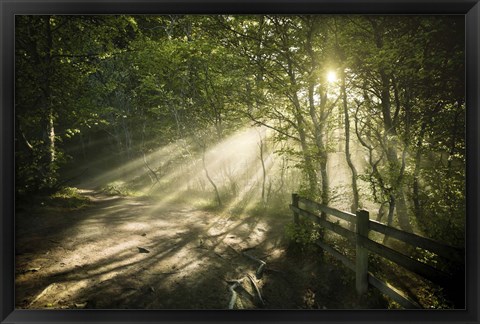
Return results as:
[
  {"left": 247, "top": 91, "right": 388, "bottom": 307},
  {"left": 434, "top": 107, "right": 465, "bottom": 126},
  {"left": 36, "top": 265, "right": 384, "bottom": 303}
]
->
[{"left": 1, "top": 0, "right": 479, "bottom": 323}]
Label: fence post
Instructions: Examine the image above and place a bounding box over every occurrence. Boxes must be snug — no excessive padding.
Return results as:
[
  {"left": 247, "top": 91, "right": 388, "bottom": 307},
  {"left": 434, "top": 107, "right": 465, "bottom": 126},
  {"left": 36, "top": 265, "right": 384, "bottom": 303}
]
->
[
  {"left": 356, "top": 209, "right": 369, "bottom": 295},
  {"left": 292, "top": 193, "right": 299, "bottom": 225}
]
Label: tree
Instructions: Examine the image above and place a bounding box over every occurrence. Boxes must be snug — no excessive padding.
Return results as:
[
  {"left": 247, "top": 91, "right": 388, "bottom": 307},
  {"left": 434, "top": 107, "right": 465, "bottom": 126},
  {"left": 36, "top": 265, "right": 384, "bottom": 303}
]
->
[
  {"left": 217, "top": 15, "right": 341, "bottom": 205},
  {"left": 15, "top": 15, "right": 137, "bottom": 193},
  {"left": 343, "top": 15, "right": 464, "bottom": 237}
]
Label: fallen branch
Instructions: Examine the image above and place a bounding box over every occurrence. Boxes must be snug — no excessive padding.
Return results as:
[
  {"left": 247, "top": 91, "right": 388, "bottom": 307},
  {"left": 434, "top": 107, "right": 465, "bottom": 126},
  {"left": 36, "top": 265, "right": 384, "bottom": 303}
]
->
[
  {"left": 225, "top": 244, "right": 268, "bottom": 308},
  {"left": 225, "top": 279, "right": 244, "bottom": 284},
  {"left": 256, "top": 263, "right": 266, "bottom": 278},
  {"left": 242, "top": 251, "right": 264, "bottom": 263},
  {"left": 246, "top": 273, "right": 265, "bottom": 306},
  {"left": 228, "top": 285, "right": 238, "bottom": 309},
  {"left": 227, "top": 277, "right": 246, "bottom": 309},
  {"left": 227, "top": 244, "right": 267, "bottom": 278},
  {"left": 242, "top": 251, "right": 266, "bottom": 278}
]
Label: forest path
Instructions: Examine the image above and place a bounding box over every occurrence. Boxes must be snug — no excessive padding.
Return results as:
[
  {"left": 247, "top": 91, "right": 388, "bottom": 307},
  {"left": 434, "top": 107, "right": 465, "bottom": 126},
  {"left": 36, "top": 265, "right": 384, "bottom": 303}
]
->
[{"left": 15, "top": 190, "right": 387, "bottom": 309}]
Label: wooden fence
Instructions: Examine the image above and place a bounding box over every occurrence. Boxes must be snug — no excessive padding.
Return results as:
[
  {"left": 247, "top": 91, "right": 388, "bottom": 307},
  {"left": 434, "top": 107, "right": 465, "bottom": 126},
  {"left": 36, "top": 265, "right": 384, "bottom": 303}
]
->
[{"left": 290, "top": 193, "right": 464, "bottom": 309}]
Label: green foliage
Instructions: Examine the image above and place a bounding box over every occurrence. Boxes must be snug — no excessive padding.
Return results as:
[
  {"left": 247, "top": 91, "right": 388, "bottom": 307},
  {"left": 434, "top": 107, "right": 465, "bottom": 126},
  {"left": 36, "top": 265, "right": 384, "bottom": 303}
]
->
[
  {"left": 15, "top": 15, "right": 139, "bottom": 193},
  {"left": 285, "top": 219, "right": 321, "bottom": 251},
  {"left": 15, "top": 143, "right": 67, "bottom": 195},
  {"left": 14, "top": 15, "right": 465, "bottom": 258},
  {"left": 48, "top": 186, "right": 90, "bottom": 209},
  {"left": 415, "top": 166, "right": 465, "bottom": 246},
  {"left": 413, "top": 247, "right": 438, "bottom": 268},
  {"left": 100, "top": 181, "right": 140, "bottom": 197},
  {"left": 415, "top": 286, "right": 451, "bottom": 309}
]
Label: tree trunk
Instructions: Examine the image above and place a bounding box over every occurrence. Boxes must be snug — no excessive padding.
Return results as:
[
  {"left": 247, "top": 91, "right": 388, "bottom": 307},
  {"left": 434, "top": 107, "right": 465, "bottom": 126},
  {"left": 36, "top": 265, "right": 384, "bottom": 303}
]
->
[
  {"left": 307, "top": 83, "right": 329, "bottom": 207},
  {"left": 284, "top": 54, "right": 318, "bottom": 197},
  {"left": 382, "top": 195, "right": 396, "bottom": 244},
  {"left": 371, "top": 18, "right": 412, "bottom": 232},
  {"left": 40, "top": 15, "right": 57, "bottom": 187},
  {"left": 412, "top": 121, "right": 428, "bottom": 227},
  {"left": 47, "top": 105, "right": 56, "bottom": 165},
  {"left": 395, "top": 189, "right": 411, "bottom": 231},
  {"left": 259, "top": 136, "right": 267, "bottom": 204},
  {"left": 385, "top": 142, "right": 412, "bottom": 231},
  {"left": 305, "top": 20, "right": 329, "bottom": 206},
  {"left": 202, "top": 146, "right": 222, "bottom": 207},
  {"left": 341, "top": 69, "right": 359, "bottom": 215}
]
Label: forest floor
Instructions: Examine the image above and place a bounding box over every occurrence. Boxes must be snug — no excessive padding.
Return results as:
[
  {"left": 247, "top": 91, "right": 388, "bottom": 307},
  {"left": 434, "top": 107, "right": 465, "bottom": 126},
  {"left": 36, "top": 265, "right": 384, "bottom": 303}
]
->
[{"left": 15, "top": 189, "right": 391, "bottom": 310}]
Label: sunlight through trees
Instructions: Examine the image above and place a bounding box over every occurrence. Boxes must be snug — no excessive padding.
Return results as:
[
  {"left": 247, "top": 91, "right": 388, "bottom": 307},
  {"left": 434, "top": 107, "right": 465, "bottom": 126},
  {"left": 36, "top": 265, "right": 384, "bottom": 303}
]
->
[{"left": 15, "top": 14, "right": 465, "bottom": 309}]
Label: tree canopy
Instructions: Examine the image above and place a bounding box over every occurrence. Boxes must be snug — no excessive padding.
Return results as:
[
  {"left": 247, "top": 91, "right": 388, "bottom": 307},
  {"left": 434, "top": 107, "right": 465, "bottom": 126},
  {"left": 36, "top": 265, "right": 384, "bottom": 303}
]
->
[{"left": 15, "top": 14, "right": 465, "bottom": 246}]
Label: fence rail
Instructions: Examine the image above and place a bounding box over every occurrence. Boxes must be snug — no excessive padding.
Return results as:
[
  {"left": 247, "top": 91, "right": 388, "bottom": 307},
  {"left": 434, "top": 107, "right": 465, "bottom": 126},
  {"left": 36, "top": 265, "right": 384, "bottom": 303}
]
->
[{"left": 290, "top": 193, "right": 464, "bottom": 309}]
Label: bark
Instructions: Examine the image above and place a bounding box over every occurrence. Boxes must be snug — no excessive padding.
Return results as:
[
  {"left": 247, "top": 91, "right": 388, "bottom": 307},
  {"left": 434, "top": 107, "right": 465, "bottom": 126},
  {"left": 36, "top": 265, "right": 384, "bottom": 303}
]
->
[
  {"left": 287, "top": 66, "right": 318, "bottom": 196},
  {"left": 382, "top": 194, "right": 396, "bottom": 244},
  {"left": 298, "top": 121, "right": 318, "bottom": 196},
  {"left": 259, "top": 137, "right": 267, "bottom": 204},
  {"left": 305, "top": 21, "right": 329, "bottom": 207},
  {"left": 412, "top": 121, "right": 428, "bottom": 226},
  {"left": 48, "top": 106, "right": 55, "bottom": 164},
  {"left": 307, "top": 84, "right": 329, "bottom": 203},
  {"left": 45, "top": 17, "right": 54, "bottom": 162},
  {"left": 376, "top": 202, "right": 387, "bottom": 222},
  {"left": 341, "top": 70, "right": 359, "bottom": 215},
  {"left": 384, "top": 134, "right": 412, "bottom": 231},
  {"left": 40, "top": 16, "right": 57, "bottom": 185}
]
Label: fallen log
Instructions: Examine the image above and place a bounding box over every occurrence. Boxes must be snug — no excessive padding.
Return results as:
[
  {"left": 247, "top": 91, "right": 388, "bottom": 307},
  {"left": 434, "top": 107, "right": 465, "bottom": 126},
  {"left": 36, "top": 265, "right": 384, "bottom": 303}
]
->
[
  {"left": 246, "top": 273, "right": 265, "bottom": 306},
  {"left": 227, "top": 278, "right": 246, "bottom": 309},
  {"left": 242, "top": 251, "right": 266, "bottom": 278},
  {"left": 225, "top": 244, "right": 267, "bottom": 308}
]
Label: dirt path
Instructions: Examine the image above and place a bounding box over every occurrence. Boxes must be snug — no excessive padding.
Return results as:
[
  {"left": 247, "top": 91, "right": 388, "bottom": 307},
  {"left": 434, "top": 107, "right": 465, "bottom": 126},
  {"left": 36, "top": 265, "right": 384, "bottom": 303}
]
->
[{"left": 15, "top": 190, "right": 387, "bottom": 309}]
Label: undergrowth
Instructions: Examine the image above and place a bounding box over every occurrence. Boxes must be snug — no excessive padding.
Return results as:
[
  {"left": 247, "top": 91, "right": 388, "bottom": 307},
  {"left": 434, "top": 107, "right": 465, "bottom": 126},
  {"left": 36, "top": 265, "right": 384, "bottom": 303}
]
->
[
  {"left": 48, "top": 186, "right": 91, "bottom": 209},
  {"left": 284, "top": 219, "right": 321, "bottom": 253},
  {"left": 100, "top": 181, "right": 142, "bottom": 197}
]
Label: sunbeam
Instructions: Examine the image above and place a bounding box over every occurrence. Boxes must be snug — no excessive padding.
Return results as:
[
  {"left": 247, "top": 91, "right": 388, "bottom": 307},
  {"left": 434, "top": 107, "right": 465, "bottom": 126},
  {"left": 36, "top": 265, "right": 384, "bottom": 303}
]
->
[
  {"left": 141, "top": 126, "right": 280, "bottom": 213},
  {"left": 77, "top": 139, "right": 186, "bottom": 189}
]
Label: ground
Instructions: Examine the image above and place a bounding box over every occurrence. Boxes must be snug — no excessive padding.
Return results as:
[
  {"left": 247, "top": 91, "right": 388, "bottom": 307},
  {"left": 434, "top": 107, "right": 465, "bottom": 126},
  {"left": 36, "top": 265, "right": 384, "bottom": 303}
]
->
[{"left": 15, "top": 189, "right": 390, "bottom": 310}]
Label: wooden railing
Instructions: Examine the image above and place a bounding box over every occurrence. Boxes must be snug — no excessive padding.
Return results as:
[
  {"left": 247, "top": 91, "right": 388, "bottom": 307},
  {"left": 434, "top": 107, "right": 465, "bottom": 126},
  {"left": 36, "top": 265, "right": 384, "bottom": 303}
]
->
[{"left": 290, "top": 193, "right": 464, "bottom": 309}]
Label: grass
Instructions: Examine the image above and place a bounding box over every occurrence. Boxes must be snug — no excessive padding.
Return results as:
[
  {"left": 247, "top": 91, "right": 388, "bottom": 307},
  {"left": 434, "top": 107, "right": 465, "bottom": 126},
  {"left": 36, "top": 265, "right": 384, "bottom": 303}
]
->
[
  {"left": 100, "top": 181, "right": 143, "bottom": 197},
  {"left": 15, "top": 186, "right": 91, "bottom": 214},
  {"left": 48, "top": 186, "right": 91, "bottom": 209}
]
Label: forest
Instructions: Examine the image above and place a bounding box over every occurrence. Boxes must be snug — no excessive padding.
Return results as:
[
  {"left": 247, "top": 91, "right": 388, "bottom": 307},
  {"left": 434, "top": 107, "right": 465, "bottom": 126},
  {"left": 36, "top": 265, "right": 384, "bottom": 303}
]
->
[{"left": 15, "top": 15, "right": 465, "bottom": 310}]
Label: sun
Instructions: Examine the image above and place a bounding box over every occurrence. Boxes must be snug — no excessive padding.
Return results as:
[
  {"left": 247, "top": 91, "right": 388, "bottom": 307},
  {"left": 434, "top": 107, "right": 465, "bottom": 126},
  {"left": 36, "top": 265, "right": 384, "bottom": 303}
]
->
[{"left": 327, "top": 71, "right": 337, "bottom": 83}]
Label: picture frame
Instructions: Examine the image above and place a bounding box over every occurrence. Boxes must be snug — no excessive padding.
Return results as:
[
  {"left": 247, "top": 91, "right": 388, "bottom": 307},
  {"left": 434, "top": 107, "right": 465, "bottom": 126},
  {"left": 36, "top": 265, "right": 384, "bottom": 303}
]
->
[{"left": 1, "top": 0, "right": 478, "bottom": 323}]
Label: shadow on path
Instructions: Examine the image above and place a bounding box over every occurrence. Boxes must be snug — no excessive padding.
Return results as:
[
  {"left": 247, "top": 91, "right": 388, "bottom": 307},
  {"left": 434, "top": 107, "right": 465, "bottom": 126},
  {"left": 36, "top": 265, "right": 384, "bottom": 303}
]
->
[{"left": 15, "top": 190, "right": 388, "bottom": 309}]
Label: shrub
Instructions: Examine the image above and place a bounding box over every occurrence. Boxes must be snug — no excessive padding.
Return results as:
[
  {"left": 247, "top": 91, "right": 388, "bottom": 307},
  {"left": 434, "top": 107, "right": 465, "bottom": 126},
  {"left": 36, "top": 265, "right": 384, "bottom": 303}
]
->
[{"left": 285, "top": 219, "right": 321, "bottom": 251}]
